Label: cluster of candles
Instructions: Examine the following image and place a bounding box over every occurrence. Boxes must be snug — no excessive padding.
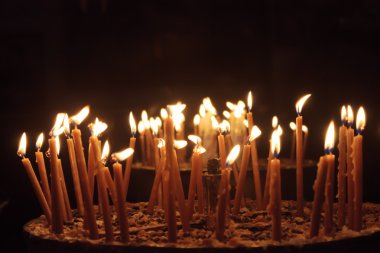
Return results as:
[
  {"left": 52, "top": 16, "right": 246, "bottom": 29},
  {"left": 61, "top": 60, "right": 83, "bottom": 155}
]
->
[{"left": 17, "top": 92, "right": 366, "bottom": 243}]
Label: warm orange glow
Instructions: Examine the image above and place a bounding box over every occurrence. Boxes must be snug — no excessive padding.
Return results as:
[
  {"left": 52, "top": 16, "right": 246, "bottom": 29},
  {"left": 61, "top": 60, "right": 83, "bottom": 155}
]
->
[
  {"left": 173, "top": 113, "right": 184, "bottom": 131},
  {"left": 174, "top": 140, "right": 187, "bottom": 149},
  {"left": 226, "top": 145, "right": 240, "bottom": 167},
  {"left": 138, "top": 121, "right": 145, "bottom": 134},
  {"left": 113, "top": 148, "right": 134, "bottom": 162},
  {"left": 193, "top": 114, "right": 200, "bottom": 126},
  {"left": 271, "top": 130, "right": 281, "bottom": 156},
  {"left": 101, "top": 140, "right": 110, "bottom": 164},
  {"left": 157, "top": 139, "right": 165, "bottom": 148},
  {"left": 324, "top": 121, "right": 335, "bottom": 152},
  {"left": 52, "top": 113, "right": 65, "bottom": 136},
  {"left": 142, "top": 110, "right": 150, "bottom": 129},
  {"left": 203, "top": 97, "right": 216, "bottom": 115},
  {"left": 63, "top": 113, "right": 70, "bottom": 136},
  {"left": 168, "top": 102, "right": 186, "bottom": 116},
  {"left": 223, "top": 110, "right": 231, "bottom": 119},
  {"left": 199, "top": 104, "right": 206, "bottom": 117},
  {"left": 218, "top": 121, "right": 228, "bottom": 134},
  {"left": 160, "top": 108, "right": 168, "bottom": 119},
  {"left": 36, "top": 133, "right": 44, "bottom": 151},
  {"left": 155, "top": 117, "right": 162, "bottom": 128},
  {"left": 188, "top": 135, "right": 201, "bottom": 144},
  {"left": 302, "top": 125, "right": 308, "bottom": 133},
  {"left": 55, "top": 136, "right": 61, "bottom": 155},
  {"left": 341, "top": 106, "right": 347, "bottom": 123},
  {"left": 17, "top": 132, "right": 27, "bottom": 157},
  {"left": 249, "top": 126, "right": 261, "bottom": 142},
  {"left": 71, "top": 105, "right": 90, "bottom": 125},
  {"left": 289, "top": 122, "right": 296, "bottom": 131},
  {"left": 222, "top": 120, "right": 230, "bottom": 132},
  {"left": 89, "top": 117, "right": 108, "bottom": 137},
  {"left": 277, "top": 125, "right": 283, "bottom": 136},
  {"left": 272, "top": 116, "right": 278, "bottom": 129},
  {"left": 247, "top": 91, "right": 253, "bottom": 111},
  {"left": 237, "top": 100, "right": 245, "bottom": 110},
  {"left": 211, "top": 116, "right": 219, "bottom": 129},
  {"left": 295, "top": 94, "right": 311, "bottom": 115},
  {"left": 243, "top": 119, "right": 248, "bottom": 128},
  {"left": 129, "top": 112, "right": 136, "bottom": 135},
  {"left": 226, "top": 101, "right": 235, "bottom": 111},
  {"left": 356, "top": 106, "right": 366, "bottom": 133},
  {"left": 151, "top": 118, "right": 158, "bottom": 136},
  {"left": 347, "top": 105, "right": 354, "bottom": 125},
  {"left": 194, "top": 145, "right": 206, "bottom": 154}
]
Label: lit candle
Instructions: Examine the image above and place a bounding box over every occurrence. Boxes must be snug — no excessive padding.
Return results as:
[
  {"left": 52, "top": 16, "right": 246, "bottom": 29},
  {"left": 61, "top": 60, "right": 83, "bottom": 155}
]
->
[
  {"left": 234, "top": 126, "right": 261, "bottom": 214},
  {"left": 194, "top": 114, "right": 200, "bottom": 135},
  {"left": 216, "top": 145, "right": 240, "bottom": 241},
  {"left": 323, "top": 121, "right": 335, "bottom": 235},
  {"left": 302, "top": 125, "right": 308, "bottom": 158},
  {"left": 113, "top": 148, "right": 135, "bottom": 242},
  {"left": 310, "top": 156, "right": 327, "bottom": 238},
  {"left": 268, "top": 130, "right": 282, "bottom": 242},
  {"left": 48, "top": 117, "right": 65, "bottom": 233},
  {"left": 353, "top": 107, "right": 366, "bottom": 231},
  {"left": 35, "top": 133, "right": 52, "bottom": 209},
  {"left": 142, "top": 110, "right": 154, "bottom": 165},
  {"left": 17, "top": 133, "right": 52, "bottom": 225},
  {"left": 63, "top": 115, "right": 85, "bottom": 217},
  {"left": 124, "top": 112, "right": 137, "bottom": 198},
  {"left": 295, "top": 94, "right": 311, "bottom": 215},
  {"left": 187, "top": 135, "right": 206, "bottom": 220},
  {"left": 101, "top": 141, "right": 117, "bottom": 209},
  {"left": 70, "top": 106, "right": 98, "bottom": 239},
  {"left": 246, "top": 91, "right": 254, "bottom": 132},
  {"left": 289, "top": 122, "right": 296, "bottom": 161},
  {"left": 337, "top": 106, "right": 347, "bottom": 227},
  {"left": 138, "top": 121, "right": 146, "bottom": 165},
  {"left": 346, "top": 105, "right": 355, "bottom": 229}
]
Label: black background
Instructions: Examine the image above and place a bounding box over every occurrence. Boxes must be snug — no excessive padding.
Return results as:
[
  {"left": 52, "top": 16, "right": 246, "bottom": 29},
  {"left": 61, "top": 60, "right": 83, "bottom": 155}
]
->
[{"left": 1, "top": 0, "right": 380, "bottom": 251}]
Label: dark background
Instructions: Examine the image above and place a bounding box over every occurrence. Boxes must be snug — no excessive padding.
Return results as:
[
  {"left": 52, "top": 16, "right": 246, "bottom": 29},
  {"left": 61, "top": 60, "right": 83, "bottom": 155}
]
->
[{"left": 1, "top": 0, "right": 380, "bottom": 251}]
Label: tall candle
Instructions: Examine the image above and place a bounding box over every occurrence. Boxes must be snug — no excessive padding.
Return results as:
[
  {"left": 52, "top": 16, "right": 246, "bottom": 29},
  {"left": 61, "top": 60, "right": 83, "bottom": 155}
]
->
[
  {"left": 35, "top": 133, "right": 52, "bottom": 209},
  {"left": 113, "top": 161, "right": 129, "bottom": 242},
  {"left": 263, "top": 140, "right": 273, "bottom": 208},
  {"left": 310, "top": 156, "right": 327, "bottom": 238},
  {"left": 147, "top": 154, "right": 164, "bottom": 214},
  {"left": 188, "top": 148, "right": 200, "bottom": 220},
  {"left": 104, "top": 167, "right": 117, "bottom": 207},
  {"left": 289, "top": 122, "right": 296, "bottom": 160},
  {"left": 295, "top": 94, "right": 311, "bottom": 215},
  {"left": 98, "top": 166, "right": 114, "bottom": 242},
  {"left": 353, "top": 107, "right": 365, "bottom": 231},
  {"left": 250, "top": 128, "right": 263, "bottom": 210},
  {"left": 58, "top": 158, "right": 73, "bottom": 221},
  {"left": 246, "top": 91, "right": 254, "bottom": 133},
  {"left": 194, "top": 114, "right": 200, "bottom": 135},
  {"left": 268, "top": 130, "right": 282, "bottom": 242},
  {"left": 71, "top": 106, "right": 99, "bottom": 239},
  {"left": 302, "top": 125, "right": 308, "bottom": 158},
  {"left": 138, "top": 121, "right": 146, "bottom": 165},
  {"left": 346, "top": 105, "right": 355, "bottom": 229},
  {"left": 124, "top": 112, "right": 137, "bottom": 199},
  {"left": 337, "top": 106, "right": 347, "bottom": 227},
  {"left": 323, "top": 121, "right": 335, "bottom": 235},
  {"left": 233, "top": 144, "right": 250, "bottom": 214},
  {"left": 163, "top": 169, "right": 177, "bottom": 242},
  {"left": 18, "top": 133, "right": 52, "bottom": 225}
]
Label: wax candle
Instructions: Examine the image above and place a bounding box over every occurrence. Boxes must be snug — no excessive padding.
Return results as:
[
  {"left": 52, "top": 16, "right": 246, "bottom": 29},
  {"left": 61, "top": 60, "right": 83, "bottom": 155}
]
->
[
  {"left": 353, "top": 107, "right": 365, "bottom": 231},
  {"left": 57, "top": 157, "right": 73, "bottom": 221},
  {"left": 18, "top": 133, "right": 52, "bottom": 225},
  {"left": 289, "top": 122, "right": 296, "bottom": 161},
  {"left": 35, "top": 133, "right": 52, "bottom": 209},
  {"left": 246, "top": 91, "right": 254, "bottom": 132},
  {"left": 346, "top": 105, "right": 355, "bottom": 229},
  {"left": 302, "top": 125, "right": 308, "bottom": 158},
  {"left": 216, "top": 145, "right": 240, "bottom": 241},
  {"left": 113, "top": 161, "right": 129, "bottom": 242},
  {"left": 147, "top": 147, "right": 164, "bottom": 214},
  {"left": 138, "top": 121, "right": 146, "bottom": 165},
  {"left": 268, "top": 130, "right": 282, "bottom": 242},
  {"left": 101, "top": 141, "right": 117, "bottom": 207},
  {"left": 142, "top": 110, "right": 154, "bottom": 165},
  {"left": 250, "top": 124, "right": 263, "bottom": 209},
  {"left": 124, "top": 112, "right": 137, "bottom": 198},
  {"left": 295, "top": 94, "right": 311, "bottom": 215},
  {"left": 194, "top": 114, "right": 200, "bottom": 135},
  {"left": 70, "top": 106, "right": 98, "bottom": 239},
  {"left": 323, "top": 121, "right": 335, "bottom": 236},
  {"left": 337, "top": 106, "right": 347, "bottom": 227},
  {"left": 98, "top": 166, "right": 114, "bottom": 242},
  {"left": 310, "top": 156, "right": 327, "bottom": 238}
]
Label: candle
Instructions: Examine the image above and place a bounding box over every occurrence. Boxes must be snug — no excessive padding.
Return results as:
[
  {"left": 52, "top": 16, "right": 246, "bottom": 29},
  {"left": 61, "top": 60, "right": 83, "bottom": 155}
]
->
[
  {"left": 234, "top": 126, "right": 261, "bottom": 214},
  {"left": 216, "top": 145, "right": 240, "bottom": 241},
  {"left": 353, "top": 107, "right": 365, "bottom": 231},
  {"left": 57, "top": 154, "right": 73, "bottom": 221},
  {"left": 337, "top": 106, "right": 347, "bottom": 227},
  {"left": 164, "top": 115, "right": 177, "bottom": 242},
  {"left": 35, "top": 133, "right": 52, "bottom": 209},
  {"left": 295, "top": 94, "right": 311, "bottom": 215},
  {"left": 310, "top": 156, "right": 328, "bottom": 238},
  {"left": 142, "top": 110, "right": 154, "bottom": 165},
  {"left": 289, "top": 122, "right": 296, "bottom": 161},
  {"left": 113, "top": 161, "right": 129, "bottom": 242},
  {"left": 346, "top": 105, "right": 355, "bottom": 229},
  {"left": 147, "top": 141, "right": 165, "bottom": 214},
  {"left": 268, "top": 130, "right": 282, "bottom": 242},
  {"left": 246, "top": 91, "right": 254, "bottom": 132},
  {"left": 98, "top": 165, "right": 114, "bottom": 242},
  {"left": 18, "top": 133, "right": 52, "bottom": 225},
  {"left": 101, "top": 141, "right": 117, "bottom": 208},
  {"left": 124, "top": 112, "right": 137, "bottom": 198},
  {"left": 302, "top": 125, "right": 308, "bottom": 158},
  {"left": 323, "top": 121, "right": 335, "bottom": 235},
  {"left": 194, "top": 114, "right": 200, "bottom": 135},
  {"left": 70, "top": 106, "right": 98, "bottom": 239}
]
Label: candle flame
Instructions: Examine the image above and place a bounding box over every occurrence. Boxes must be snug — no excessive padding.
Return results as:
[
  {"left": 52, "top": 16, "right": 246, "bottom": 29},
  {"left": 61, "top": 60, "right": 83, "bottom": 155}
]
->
[
  {"left": 193, "top": 114, "right": 200, "bottom": 126},
  {"left": 157, "top": 139, "right": 165, "bottom": 148},
  {"left": 51, "top": 113, "right": 65, "bottom": 137},
  {"left": 272, "top": 116, "right": 278, "bottom": 129},
  {"left": 226, "top": 145, "right": 240, "bottom": 167},
  {"left": 17, "top": 132, "right": 27, "bottom": 157},
  {"left": 129, "top": 112, "right": 136, "bottom": 135},
  {"left": 63, "top": 113, "right": 70, "bottom": 137},
  {"left": 277, "top": 125, "right": 283, "bottom": 136},
  {"left": 347, "top": 105, "right": 354, "bottom": 126},
  {"left": 341, "top": 106, "right": 347, "bottom": 124},
  {"left": 195, "top": 145, "right": 206, "bottom": 154},
  {"left": 101, "top": 140, "right": 110, "bottom": 164},
  {"left": 112, "top": 148, "right": 134, "bottom": 162},
  {"left": 55, "top": 136, "right": 60, "bottom": 155},
  {"left": 211, "top": 115, "right": 219, "bottom": 129},
  {"left": 36, "top": 133, "right": 44, "bottom": 151},
  {"left": 356, "top": 106, "right": 366, "bottom": 133},
  {"left": 233, "top": 107, "right": 243, "bottom": 118},
  {"left": 218, "top": 121, "right": 228, "bottom": 134},
  {"left": 173, "top": 113, "right": 184, "bottom": 131},
  {"left": 71, "top": 105, "right": 90, "bottom": 125},
  {"left": 142, "top": 110, "right": 150, "bottom": 129},
  {"left": 155, "top": 117, "right": 162, "bottom": 128},
  {"left": 324, "top": 121, "right": 335, "bottom": 152},
  {"left": 223, "top": 110, "right": 231, "bottom": 119},
  {"left": 89, "top": 117, "right": 108, "bottom": 137},
  {"left": 226, "top": 101, "right": 235, "bottom": 111},
  {"left": 237, "top": 100, "right": 245, "bottom": 110},
  {"left": 174, "top": 140, "right": 187, "bottom": 149},
  {"left": 247, "top": 91, "right": 253, "bottom": 111},
  {"left": 243, "top": 119, "right": 248, "bottom": 128},
  {"left": 160, "top": 108, "right": 168, "bottom": 119},
  {"left": 138, "top": 121, "right": 145, "bottom": 134},
  {"left": 151, "top": 118, "right": 158, "bottom": 136},
  {"left": 271, "top": 130, "right": 281, "bottom": 157},
  {"left": 295, "top": 94, "right": 311, "bottom": 115},
  {"left": 249, "top": 126, "right": 261, "bottom": 142},
  {"left": 302, "top": 125, "right": 308, "bottom": 133},
  {"left": 289, "top": 122, "right": 296, "bottom": 131},
  {"left": 168, "top": 102, "right": 186, "bottom": 116},
  {"left": 188, "top": 135, "right": 202, "bottom": 144},
  {"left": 203, "top": 97, "right": 216, "bottom": 115},
  {"left": 199, "top": 104, "right": 206, "bottom": 117},
  {"left": 222, "top": 120, "right": 230, "bottom": 132}
]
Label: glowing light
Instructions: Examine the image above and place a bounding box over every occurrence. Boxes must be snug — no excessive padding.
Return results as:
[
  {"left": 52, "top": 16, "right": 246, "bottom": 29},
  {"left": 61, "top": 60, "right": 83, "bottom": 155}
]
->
[
  {"left": 247, "top": 91, "right": 253, "bottom": 111},
  {"left": 272, "top": 116, "right": 278, "bottom": 129},
  {"left": 271, "top": 130, "right": 281, "bottom": 156},
  {"left": 341, "top": 106, "right": 347, "bottom": 124},
  {"left": 356, "top": 106, "right": 366, "bottom": 133},
  {"left": 36, "top": 133, "right": 44, "bottom": 151},
  {"left": 63, "top": 113, "right": 70, "bottom": 136},
  {"left": 226, "top": 145, "right": 240, "bottom": 167},
  {"left": 211, "top": 116, "right": 219, "bottom": 129},
  {"left": 51, "top": 113, "right": 65, "bottom": 136},
  {"left": 324, "top": 121, "right": 335, "bottom": 152},
  {"left": 302, "top": 125, "right": 308, "bottom": 133},
  {"left": 155, "top": 117, "right": 162, "bottom": 128},
  {"left": 289, "top": 122, "right": 296, "bottom": 131},
  {"left": 101, "top": 140, "right": 110, "bottom": 164},
  {"left": 89, "top": 117, "right": 108, "bottom": 137},
  {"left": 113, "top": 148, "right": 134, "bottom": 162},
  {"left": 277, "top": 125, "right": 283, "bottom": 136},
  {"left": 223, "top": 110, "right": 231, "bottom": 119},
  {"left": 347, "top": 105, "right": 354, "bottom": 126},
  {"left": 17, "top": 132, "right": 27, "bottom": 157},
  {"left": 71, "top": 105, "right": 90, "bottom": 125},
  {"left": 129, "top": 112, "right": 136, "bottom": 135},
  {"left": 202, "top": 97, "right": 216, "bottom": 115},
  {"left": 157, "top": 139, "right": 165, "bottom": 148},
  {"left": 160, "top": 108, "right": 168, "bottom": 119},
  {"left": 174, "top": 140, "right": 187, "bottom": 149},
  {"left": 193, "top": 114, "right": 200, "bottom": 126},
  {"left": 295, "top": 94, "right": 311, "bottom": 115},
  {"left": 249, "top": 126, "right": 261, "bottom": 142},
  {"left": 188, "top": 135, "right": 201, "bottom": 144},
  {"left": 199, "top": 104, "right": 206, "bottom": 117},
  {"left": 226, "top": 101, "right": 235, "bottom": 111},
  {"left": 243, "top": 119, "right": 248, "bottom": 128},
  {"left": 151, "top": 118, "right": 158, "bottom": 136},
  {"left": 55, "top": 136, "right": 60, "bottom": 155},
  {"left": 138, "top": 121, "right": 145, "bottom": 134},
  {"left": 194, "top": 146, "right": 206, "bottom": 154}
]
